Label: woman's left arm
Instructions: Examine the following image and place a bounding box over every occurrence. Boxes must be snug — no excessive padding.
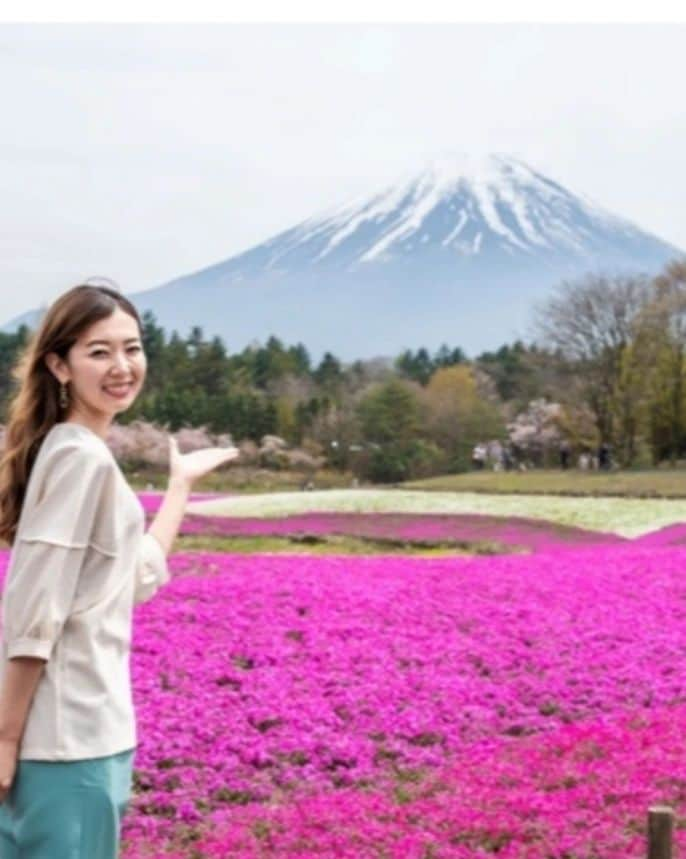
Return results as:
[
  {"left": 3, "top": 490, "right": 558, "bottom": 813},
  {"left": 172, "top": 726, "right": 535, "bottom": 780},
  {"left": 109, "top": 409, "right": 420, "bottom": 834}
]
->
[
  {"left": 133, "top": 438, "right": 239, "bottom": 604},
  {"left": 146, "top": 435, "right": 239, "bottom": 555}
]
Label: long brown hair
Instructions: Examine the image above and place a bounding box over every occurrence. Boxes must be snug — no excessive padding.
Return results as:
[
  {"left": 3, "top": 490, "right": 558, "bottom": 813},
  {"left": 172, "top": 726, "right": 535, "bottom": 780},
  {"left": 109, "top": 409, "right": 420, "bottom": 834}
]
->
[{"left": 0, "top": 283, "right": 143, "bottom": 545}]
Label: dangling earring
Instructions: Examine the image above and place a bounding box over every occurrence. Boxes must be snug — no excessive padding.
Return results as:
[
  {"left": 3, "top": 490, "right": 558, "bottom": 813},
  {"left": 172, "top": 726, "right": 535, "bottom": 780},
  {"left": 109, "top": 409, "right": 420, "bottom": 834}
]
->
[{"left": 59, "top": 382, "right": 69, "bottom": 410}]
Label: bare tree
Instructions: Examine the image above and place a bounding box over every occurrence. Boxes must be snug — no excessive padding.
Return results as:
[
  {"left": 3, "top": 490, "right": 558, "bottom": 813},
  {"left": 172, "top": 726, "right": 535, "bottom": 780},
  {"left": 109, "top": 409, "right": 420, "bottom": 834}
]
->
[{"left": 532, "top": 272, "right": 651, "bottom": 452}]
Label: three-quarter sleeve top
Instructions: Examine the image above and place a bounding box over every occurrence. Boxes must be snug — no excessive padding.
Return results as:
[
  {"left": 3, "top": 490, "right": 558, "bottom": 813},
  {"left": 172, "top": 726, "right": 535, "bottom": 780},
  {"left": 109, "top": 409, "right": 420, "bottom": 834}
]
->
[{"left": 0, "top": 421, "right": 170, "bottom": 761}]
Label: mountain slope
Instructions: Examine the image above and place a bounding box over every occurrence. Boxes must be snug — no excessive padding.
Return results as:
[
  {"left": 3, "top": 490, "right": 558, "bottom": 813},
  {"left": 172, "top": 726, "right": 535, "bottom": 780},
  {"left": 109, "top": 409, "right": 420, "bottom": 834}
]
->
[{"left": 4, "top": 154, "right": 681, "bottom": 360}]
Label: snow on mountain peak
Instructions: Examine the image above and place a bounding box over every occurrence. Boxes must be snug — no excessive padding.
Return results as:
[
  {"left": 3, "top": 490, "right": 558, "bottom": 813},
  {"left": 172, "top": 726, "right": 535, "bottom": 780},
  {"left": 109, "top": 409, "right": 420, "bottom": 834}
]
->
[
  {"left": 416, "top": 151, "right": 518, "bottom": 192},
  {"left": 291, "top": 152, "right": 630, "bottom": 267}
]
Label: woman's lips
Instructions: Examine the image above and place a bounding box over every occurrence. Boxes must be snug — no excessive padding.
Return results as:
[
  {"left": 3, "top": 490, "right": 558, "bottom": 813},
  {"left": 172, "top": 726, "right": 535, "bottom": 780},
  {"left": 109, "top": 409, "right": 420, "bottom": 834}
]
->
[{"left": 103, "top": 382, "right": 134, "bottom": 399}]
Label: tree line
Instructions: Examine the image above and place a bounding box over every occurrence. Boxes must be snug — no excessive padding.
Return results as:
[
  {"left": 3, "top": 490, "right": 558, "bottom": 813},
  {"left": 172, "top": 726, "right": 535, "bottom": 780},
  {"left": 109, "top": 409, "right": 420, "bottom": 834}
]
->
[
  {"left": 1, "top": 256, "right": 685, "bottom": 480},
  {"left": 530, "top": 259, "right": 686, "bottom": 468}
]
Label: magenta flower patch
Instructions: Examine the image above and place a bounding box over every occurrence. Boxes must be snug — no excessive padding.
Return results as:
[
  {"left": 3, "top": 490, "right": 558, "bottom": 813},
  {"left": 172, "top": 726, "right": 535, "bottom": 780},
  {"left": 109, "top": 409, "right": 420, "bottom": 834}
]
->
[
  {"left": 106, "top": 546, "right": 686, "bottom": 853},
  {"left": 4, "top": 515, "right": 686, "bottom": 856},
  {"left": 175, "top": 509, "right": 626, "bottom": 553}
]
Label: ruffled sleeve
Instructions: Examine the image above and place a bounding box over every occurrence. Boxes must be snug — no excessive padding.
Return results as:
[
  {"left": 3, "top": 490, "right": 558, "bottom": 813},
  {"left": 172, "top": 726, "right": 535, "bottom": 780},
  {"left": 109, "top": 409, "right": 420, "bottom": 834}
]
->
[
  {"left": 2, "top": 444, "right": 115, "bottom": 661},
  {"left": 133, "top": 531, "right": 170, "bottom": 605}
]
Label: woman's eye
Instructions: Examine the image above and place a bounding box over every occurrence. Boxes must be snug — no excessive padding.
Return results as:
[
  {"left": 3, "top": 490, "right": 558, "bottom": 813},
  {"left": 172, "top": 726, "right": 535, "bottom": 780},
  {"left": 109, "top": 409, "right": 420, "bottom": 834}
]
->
[{"left": 90, "top": 346, "right": 142, "bottom": 357}]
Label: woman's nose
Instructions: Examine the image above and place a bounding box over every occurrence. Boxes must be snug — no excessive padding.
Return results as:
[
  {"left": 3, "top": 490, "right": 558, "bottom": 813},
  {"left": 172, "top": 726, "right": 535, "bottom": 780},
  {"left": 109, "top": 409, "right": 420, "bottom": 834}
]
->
[{"left": 111, "top": 352, "right": 132, "bottom": 374}]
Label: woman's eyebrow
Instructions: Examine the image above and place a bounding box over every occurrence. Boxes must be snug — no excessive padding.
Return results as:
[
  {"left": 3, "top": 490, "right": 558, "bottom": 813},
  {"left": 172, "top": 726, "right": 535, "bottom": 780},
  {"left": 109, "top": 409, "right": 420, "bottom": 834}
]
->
[{"left": 85, "top": 337, "right": 141, "bottom": 346}]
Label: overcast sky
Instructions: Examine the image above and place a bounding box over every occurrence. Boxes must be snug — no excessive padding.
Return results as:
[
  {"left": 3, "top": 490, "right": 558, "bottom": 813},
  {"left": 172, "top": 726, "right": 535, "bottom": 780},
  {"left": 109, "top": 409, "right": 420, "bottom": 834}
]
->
[{"left": 1, "top": 22, "right": 685, "bottom": 321}]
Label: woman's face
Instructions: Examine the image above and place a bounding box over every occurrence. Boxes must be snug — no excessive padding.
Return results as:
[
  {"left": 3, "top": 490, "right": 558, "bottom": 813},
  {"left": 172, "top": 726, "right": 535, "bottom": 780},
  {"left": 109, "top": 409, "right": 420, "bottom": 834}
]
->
[{"left": 51, "top": 306, "right": 147, "bottom": 421}]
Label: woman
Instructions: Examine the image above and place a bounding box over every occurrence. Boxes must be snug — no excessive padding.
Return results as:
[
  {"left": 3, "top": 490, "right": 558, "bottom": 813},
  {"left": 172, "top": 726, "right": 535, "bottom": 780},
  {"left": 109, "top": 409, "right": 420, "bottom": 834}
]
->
[{"left": 0, "top": 283, "right": 238, "bottom": 858}]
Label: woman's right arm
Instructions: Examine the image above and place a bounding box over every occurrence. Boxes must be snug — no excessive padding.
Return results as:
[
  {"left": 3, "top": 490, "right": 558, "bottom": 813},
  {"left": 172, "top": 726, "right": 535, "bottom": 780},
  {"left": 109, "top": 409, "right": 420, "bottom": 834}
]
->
[{"left": 0, "top": 656, "right": 46, "bottom": 803}]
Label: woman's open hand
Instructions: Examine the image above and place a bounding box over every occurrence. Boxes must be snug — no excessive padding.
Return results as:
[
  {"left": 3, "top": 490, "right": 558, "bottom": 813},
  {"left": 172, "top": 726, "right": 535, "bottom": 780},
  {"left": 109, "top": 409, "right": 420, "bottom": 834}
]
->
[{"left": 168, "top": 436, "right": 240, "bottom": 489}]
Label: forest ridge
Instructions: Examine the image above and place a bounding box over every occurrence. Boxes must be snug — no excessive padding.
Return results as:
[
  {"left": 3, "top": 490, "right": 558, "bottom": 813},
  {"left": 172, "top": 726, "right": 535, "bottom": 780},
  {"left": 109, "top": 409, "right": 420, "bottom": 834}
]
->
[{"left": 1, "top": 260, "right": 686, "bottom": 482}]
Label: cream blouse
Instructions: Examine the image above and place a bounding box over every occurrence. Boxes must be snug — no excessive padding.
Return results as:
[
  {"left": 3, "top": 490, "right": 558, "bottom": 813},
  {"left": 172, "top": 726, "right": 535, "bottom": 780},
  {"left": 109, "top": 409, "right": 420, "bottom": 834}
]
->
[{"left": 0, "top": 421, "right": 170, "bottom": 761}]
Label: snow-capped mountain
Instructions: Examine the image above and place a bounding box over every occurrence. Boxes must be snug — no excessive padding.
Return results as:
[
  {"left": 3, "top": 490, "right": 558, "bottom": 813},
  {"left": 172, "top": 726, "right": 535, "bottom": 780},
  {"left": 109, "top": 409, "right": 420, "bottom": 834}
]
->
[
  {"left": 258, "top": 153, "right": 667, "bottom": 268},
  {"left": 4, "top": 154, "right": 681, "bottom": 360}
]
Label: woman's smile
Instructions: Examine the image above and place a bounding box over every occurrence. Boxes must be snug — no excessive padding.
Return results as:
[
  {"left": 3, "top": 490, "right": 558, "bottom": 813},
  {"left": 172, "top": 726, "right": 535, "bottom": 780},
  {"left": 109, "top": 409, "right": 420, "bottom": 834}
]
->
[{"left": 102, "top": 381, "right": 135, "bottom": 399}]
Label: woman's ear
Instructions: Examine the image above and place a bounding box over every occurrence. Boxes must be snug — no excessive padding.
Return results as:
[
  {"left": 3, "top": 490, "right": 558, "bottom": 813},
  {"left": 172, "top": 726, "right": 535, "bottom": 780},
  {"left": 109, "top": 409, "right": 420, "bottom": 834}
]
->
[{"left": 44, "top": 352, "right": 69, "bottom": 385}]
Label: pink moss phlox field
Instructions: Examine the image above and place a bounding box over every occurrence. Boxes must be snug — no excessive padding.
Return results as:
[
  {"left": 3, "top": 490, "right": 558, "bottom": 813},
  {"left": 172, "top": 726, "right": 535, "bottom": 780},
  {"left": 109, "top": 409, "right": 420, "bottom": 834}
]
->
[
  {"left": 136, "top": 491, "right": 675, "bottom": 553},
  {"left": 126, "top": 703, "right": 686, "bottom": 857},
  {"left": 4, "top": 497, "right": 686, "bottom": 856},
  {"left": 115, "top": 547, "right": 686, "bottom": 853},
  {"left": 172, "top": 509, "right": 626, "bottom": 553},
  {"left": 632, "top": 522, "right": 686, "bottom": 547}
]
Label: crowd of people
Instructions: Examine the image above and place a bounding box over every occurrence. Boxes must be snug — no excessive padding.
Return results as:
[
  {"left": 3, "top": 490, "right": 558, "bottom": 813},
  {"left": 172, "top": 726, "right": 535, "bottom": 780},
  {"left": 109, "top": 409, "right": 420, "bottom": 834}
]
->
[{"left": 471, "top": 441, "right": 614, "bottom": 472}]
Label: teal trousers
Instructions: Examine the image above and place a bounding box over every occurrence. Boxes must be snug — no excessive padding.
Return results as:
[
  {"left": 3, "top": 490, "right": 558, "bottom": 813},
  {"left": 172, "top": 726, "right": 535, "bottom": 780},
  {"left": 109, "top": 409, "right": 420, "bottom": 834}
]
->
[{"left": 0, "top": 747, "right": 135, "bottom": 859}]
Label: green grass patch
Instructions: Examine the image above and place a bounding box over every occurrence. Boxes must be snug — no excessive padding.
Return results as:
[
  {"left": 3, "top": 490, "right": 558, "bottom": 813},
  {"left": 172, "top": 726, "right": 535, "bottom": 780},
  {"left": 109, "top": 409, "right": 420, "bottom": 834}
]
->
[
  {"left": 173, "top": 533, "right": 510, "bottom": 556},
  {"left": 130, "top": 464, "right": 686, "bottom": 499},
  {"left": 403, "top": 468, "right": 686, "bottom": 498}
]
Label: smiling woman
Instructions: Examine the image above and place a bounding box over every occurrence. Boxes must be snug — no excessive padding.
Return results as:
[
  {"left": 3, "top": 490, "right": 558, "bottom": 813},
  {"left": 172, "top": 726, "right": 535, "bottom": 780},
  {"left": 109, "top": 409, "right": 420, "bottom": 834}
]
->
[
  {"left": 0, "top": 281, "right": 239, "bottom": 859},
  {"left": 0, "top": 284, "right": 148, "bottom": 545}
]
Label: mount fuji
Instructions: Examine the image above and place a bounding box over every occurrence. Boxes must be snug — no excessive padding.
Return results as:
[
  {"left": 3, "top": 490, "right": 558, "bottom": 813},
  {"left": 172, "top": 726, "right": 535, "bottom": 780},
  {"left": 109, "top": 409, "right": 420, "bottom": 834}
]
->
[{"left": 4, "top": 154, "right": 681, "bottom": 360}]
